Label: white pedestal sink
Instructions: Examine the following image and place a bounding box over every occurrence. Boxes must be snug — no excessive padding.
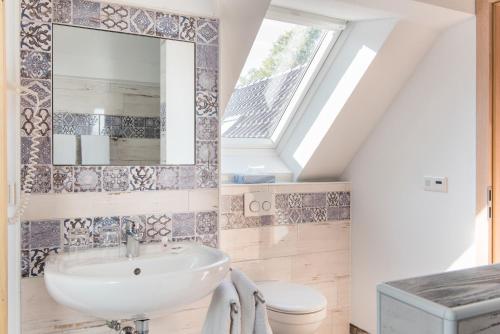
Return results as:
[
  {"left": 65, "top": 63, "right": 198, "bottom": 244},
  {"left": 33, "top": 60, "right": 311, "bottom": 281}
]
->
[{"left": 44, "top": 243, "right": 230, "bottom": 320}]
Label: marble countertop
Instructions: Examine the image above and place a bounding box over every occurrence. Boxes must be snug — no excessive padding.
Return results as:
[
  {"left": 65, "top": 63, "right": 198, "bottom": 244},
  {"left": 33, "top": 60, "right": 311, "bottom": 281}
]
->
[{"left": 386, "top": 264, "right": 500, "bottom": 308}]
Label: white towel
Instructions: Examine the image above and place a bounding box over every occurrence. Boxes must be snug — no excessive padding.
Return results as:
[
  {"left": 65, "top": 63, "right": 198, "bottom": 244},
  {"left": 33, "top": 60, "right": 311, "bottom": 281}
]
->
[
  {"left": 231, "top": 269, "right": 272, "bottom": 334},
  {"left": 202, "top": 278, "right": 241, "bottom": 334}
]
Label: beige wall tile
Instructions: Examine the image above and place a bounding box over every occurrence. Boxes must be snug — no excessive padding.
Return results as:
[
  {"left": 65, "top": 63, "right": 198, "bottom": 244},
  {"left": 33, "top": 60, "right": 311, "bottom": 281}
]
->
[
  {"left": 297, "top": 221, "right": 351, "bottom": 254},
  {"left": 188, "top": 189, "right": 218, "bottom": 211},
  {"left": 292, "top": 250, "right": 351, "bottom": 284}
]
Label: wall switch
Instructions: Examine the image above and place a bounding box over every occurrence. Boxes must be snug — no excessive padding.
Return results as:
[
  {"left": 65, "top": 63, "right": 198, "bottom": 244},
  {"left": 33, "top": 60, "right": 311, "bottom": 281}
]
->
[
  {"left": 424, "top": 176, "right": 448, "bottom": 193},
  {"left": 244, "top": 192, "right": 275, "bottom": 217}
]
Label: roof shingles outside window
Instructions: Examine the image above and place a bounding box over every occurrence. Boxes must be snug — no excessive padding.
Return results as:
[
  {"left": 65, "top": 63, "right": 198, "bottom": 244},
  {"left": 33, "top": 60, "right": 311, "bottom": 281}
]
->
[{"left": 222, "top": 65, "right": 306, "bottom": 139}]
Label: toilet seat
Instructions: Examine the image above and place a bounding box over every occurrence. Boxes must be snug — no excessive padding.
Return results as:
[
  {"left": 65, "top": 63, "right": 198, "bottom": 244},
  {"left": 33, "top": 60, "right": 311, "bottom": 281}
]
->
[{"left": 257, "top": 281, "right": 327, "bottom": 314}]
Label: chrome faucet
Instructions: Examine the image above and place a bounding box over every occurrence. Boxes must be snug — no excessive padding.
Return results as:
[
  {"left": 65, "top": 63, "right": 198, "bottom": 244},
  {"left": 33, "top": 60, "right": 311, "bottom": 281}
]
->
[{"left": 124, "top": 220, "right": 140, "bottom": 258}]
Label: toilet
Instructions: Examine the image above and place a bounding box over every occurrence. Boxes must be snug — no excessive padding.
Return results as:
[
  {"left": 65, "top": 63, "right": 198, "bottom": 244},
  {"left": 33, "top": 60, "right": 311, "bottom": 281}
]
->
[{"left": 257, "top": 281, "right": 327, "bottom": 334}]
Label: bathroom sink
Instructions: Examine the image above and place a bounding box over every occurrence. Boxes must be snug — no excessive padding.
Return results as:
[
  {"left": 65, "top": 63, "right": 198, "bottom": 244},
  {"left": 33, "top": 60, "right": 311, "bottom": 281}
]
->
[{"left": 44, "top": 243, "right": 230, "bottom": 319}]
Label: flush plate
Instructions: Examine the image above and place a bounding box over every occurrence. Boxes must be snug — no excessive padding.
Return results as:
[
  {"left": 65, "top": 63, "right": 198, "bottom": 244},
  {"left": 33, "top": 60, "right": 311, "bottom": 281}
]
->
[{"left": 244, "top": 192, "right": 275, "bottom": 217}]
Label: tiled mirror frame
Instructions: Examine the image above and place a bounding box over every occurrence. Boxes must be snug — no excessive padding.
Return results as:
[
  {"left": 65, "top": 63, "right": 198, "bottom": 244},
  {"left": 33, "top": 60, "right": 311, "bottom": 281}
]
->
[{"left": 20, "top": 0, "right": 220, "bottom": 194}]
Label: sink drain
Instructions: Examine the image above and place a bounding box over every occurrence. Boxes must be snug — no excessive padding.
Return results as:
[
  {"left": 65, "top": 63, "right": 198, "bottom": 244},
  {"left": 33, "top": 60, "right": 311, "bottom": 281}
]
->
[{"left": 133, "top": 268, "right": 141, "bottom": 275}]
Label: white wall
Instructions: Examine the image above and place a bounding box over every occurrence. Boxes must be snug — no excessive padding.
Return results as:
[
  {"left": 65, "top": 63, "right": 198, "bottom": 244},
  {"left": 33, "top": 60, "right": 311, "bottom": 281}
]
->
[{"left": 343, "top": 18, "right": 482, "bottom": 333}]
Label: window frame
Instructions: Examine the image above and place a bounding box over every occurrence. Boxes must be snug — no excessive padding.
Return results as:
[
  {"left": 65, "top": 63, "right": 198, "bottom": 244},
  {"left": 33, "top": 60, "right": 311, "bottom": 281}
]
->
[{"left": 222, "top": 7, "right": 346, "bottom": 150}]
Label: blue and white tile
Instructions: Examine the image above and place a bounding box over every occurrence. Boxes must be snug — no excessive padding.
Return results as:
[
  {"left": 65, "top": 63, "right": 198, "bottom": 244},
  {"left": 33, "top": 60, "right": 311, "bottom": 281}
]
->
[
  {"left": 73, "top": 0, "right": 100, "bottom": 27},
  {"left": 21, "top": 222, "right": 30, "bottom": 250},
  {"left": 63, "top": 218, "right": 93, "bottom": 249},
  {"left": 130, "top": 8, "right": 155, "bottom": 35},
  {"left": 179, "top": 16, "right": 196, "bottom": 41},
  {"left": 74, "top": 166, "right": 102, "bottom": 193},
  {"left": 21, "top": 136, "right": 51, "bottom": 164},
  {"left": 101, "top": 3, "right": 129, "bottom": 31},
  {"left": 172, "top": 212, "right": 195, "bottom": 238},
  {"left": 327, "top": 192, "right": 341, "bottom": 207},
  {"left": 196, "top": 164, "right": 218, "bottom": 189},
  {"left": 156, "top": 12, "right": 179, "bottom": 38},
  {"left": 302, "top": 193, "right": 326, "bottom": 208},
  {"left": 21, "top": 250, "right": 30, "bottom": 278},
  {"left": 303, "top": 207, "right": 327, "bottom": 223},
  {"left": 21, "top": 0, "right": 52, "bottom": 22},
  {"left": 196, "top": 211, "right": 217, "bottom": 234},
  {"left": 288, "top": 193, "right": 302, "bottom": 208},
  {"left": 196, "top": 44, "right": 218, "bottom": 71},
  {"left": 20, "top": 50, "right": 51, "bottom": 79},
  {"left": 145, "top": 214, "right": 172, "bottom": 242},
  {"left": 196, "top": 233, "right": 217, "bottom": 248},
  {"left": 196, "top": 91, "right": 218, "bottom": 116},
  {"left": 121, "top": 215, "right": 146, "bottom": 242},
  {"left": 178, "top": 166, "right": 195, "bottom": 189},
  {"left": 29, "top": 220, "right": 61, "bottom": 248},
  {"left": 196, "top": 117, "right": 218, "bottom": 140},
  {"left": 103, "top": 166, "right": 129, "bottom": 192},
  {"left": 20, "top": 79, "right": 51, "bottom": 109},
  {"left": 129, "top": 166, "right": 156, "bottom": 191},
  {"left": 20, "top": 21, "right": 52, "bottom": 52},
  {"left": 21, "top": 107, "right": 51, "bottom": 136},
  {"left": 156, "top": 166, "right": 179, "bottom": 190},
  {"left": 339, "top": 191, "right": 350, "bottom": 207},
  {"left": 196, "top": 18, "right": 218, "bottom": 45},
  {"left": 196, "top": 141, "right": 218, "bottom": 164},
  {"left": 30, "top": 247, "right": 60, "bottom": 277},
  {"left": 53, "top": 0, "right": 72, "bottom": 23},
  {"left": 21, "top": 164, "right": 52, "bottom": 193},
  {"left": 92, "top": 216, "right": 120, "bottom": 247},
  {"left": 196, "top": 69, "right": 218, "bottom": 93}
]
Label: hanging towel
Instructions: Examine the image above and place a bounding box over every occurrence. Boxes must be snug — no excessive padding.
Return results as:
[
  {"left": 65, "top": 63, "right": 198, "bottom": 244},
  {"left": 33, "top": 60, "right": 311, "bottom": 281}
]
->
[
  {"left": 231, "top": 269, "right": 272, "bottom": 334},
  {"left": 202, "top": 278, "right": 241, "bottom": 334}
]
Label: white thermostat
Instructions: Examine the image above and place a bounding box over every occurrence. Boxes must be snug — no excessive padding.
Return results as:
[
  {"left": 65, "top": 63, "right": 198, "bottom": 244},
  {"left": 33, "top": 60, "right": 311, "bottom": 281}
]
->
[
  {"left": 244, "top": 192, "right": 275, "bottom": 217},
  {"left": 424, "top": 176, "right": 448, "bottom": 193}
]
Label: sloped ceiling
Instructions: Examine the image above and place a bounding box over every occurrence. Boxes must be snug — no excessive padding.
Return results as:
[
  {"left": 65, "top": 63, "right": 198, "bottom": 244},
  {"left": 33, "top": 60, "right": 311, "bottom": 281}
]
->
[{"left": 274, "top": 0, "right": 474, "bottom": 181}]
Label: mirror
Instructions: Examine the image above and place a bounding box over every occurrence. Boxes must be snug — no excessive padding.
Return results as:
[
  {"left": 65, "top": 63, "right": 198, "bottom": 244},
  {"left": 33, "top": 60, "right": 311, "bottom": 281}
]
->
[{"left": 52, "top": 25, "right": 195, "bottom": 166}]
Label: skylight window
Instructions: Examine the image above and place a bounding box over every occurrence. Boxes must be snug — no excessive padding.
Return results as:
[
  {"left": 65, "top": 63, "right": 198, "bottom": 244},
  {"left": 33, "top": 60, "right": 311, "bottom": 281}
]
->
[{"left": 222, "top": 13, "right": 344, "bottom": 146}]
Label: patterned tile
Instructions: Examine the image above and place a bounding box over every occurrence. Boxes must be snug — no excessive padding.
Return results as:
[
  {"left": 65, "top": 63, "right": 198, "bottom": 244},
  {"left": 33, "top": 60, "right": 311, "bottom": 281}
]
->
[
  {"left": 121, "top": 215, "right": 146, "bottom": 242},
  {"left": 196, "top": 117, "right": 218, "bottom": 140},
  {"left": 74, "top": 166, "right": 102, "bottom": 192},
  {"left": 172, "top": 236, "right": 196, "bottom": 243},
  {"left": 340, "top": 192, "right": 351, "bottom": 207},
  {"left": 340, "top": 207, "right": 350, "bottom": 220},
  {"left": 20, "top": 50, "right": 51, "bottom": 79},
  {"left": 21, "top": 0, "right": 52, "bottom": 22},
  {"left": 130, "top": 8, "right": 155, "bottom": 35},
  {"left": 145, "top": 214, "right": 172, "bottom": 242},
  {"left": 196, "top": 141, "right": 218, "bottom": 164},
  {"left": 220, "top": 213, "right": 259, "bottom": 229},
  {"left": 327, "top": 207, "right": 340, "bottom": 221},
  {"left": 53, "top": 166, "right": 73, "bottom": 193},
  {"left": 21, "top": 164, "right": 51, "bottom": 193},
  {"left": 179, "top": 16, "right": 196, "bottom": 41},
  {"left": 101, "top": 3, "right": 129, "bottom": 31},
  {"left": 197, "top": 233, "right": 217, "bottom": 248},
  {"left": 172, "top": 213, "right": 195, "bottom": 237},
  {"left": 288, "top": 193, "right": 302, "bottom": 208},
  {"left": 30, "top": 247, "right": 60, "bottom": 277},
  {"left": 196, "top": 211, "right": 217, "bottom": 234},
  {"left": 302, "top": 193, "right": 326, "bottom": 208},
  {"left": 53, "top": 0, "right": 72, "bottom": 23},
  {"left": 287, "top": 208, "right": 303, "bottom": 224},
  {"left": 197, "top": 19, "right": 218, "bottom": 45},
  {"left": 21, "top": 136, "right": 51, "bottom": 164},
  {"left": 130, "top": 166, "right": 156, "bottom": 191},
  {"left": 21, "top": 222, "right": 30, "bottom": 250},
  {"left": 73, "top": 0, "right": 100, "bottom": 27},
  {"left": 327, "top": 192, "right": 341, "bottom": 207},
  {"left": 178, "top": 166, "right": 195, "bottom": 189},
  {"left": 231, "top": 195, "right": 244, "bottom": 212},
  {"left": 21, "top": 250, "right": 30, "bottom": 278},
  {"left": 260, "top": 215, "right": 275, "bottom": 226},
  {"left": 196, "top": 164, "right": 217, "bottom": 188},
  {"left": 20, "top": 21, "right": 51, "bottom": 52},
  {"left": 303, "top": 207, "right": 327, "bottom": 223},
  {"left": 156, "top": 166, "right": 179, "bottom": 190},
  {"left": 275, "top": 194, "right": 289, "bottom": 210},
  {"left": 196, "top": 45, "right": 218, "bottom": 70},
  {"left": 196, "top": 91, "right": 218, "bottom": 116},
  {"left": 196, "top": 69, "right": 218, "bottom": 93},
  {"left": 63, "top": 218, "right": 93, "bottom": 249},
  {"left": 220, "top": 195, "right": 231, "bottom": 213},
  {"left": 103, "top": 167, "right": 129, "bottom": 192},
  {"left": 21, "top": 107, "right": 51, "bottom": 136},
  {"left": 156, "top": 13, "right": 179, "bottom": 38},
  {"left": 92, "top": 217, "right": 120, "bottom": 247},
  {"left": 29, "top": 220, "right": 61, "bottom": 248},
  {"left": 20, "top": 79, "right": 51, "bottom": 108}
]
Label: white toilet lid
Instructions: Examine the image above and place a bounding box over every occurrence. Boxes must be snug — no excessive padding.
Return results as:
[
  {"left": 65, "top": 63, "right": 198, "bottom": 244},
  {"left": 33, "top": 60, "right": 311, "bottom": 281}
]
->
[{"left": 257, "top": 281, "right": 327, "bottom": 314}]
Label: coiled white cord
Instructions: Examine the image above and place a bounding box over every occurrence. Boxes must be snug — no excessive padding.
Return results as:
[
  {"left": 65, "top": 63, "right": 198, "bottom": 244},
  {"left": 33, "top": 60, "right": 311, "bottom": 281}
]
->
[{"left": 7, "top": 84, "right": 41, "bottom": 225}]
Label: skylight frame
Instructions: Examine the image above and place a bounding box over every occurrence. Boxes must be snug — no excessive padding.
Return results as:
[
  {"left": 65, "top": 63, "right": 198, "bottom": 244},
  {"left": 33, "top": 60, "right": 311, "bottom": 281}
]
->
[{"left": 222, "top": 7, "right": 346, "bottom": 150}]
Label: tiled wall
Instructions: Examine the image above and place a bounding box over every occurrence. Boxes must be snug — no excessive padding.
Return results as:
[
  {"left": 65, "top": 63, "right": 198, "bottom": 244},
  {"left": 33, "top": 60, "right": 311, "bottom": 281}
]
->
[
  {"left": 21, "top": 210, "right": 217, "bottom": 278},
  {"left": 19, "top": 0, "right": 219, "bottom": 194}
]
